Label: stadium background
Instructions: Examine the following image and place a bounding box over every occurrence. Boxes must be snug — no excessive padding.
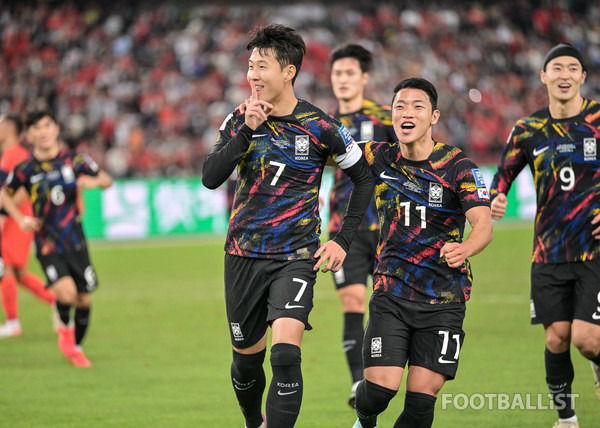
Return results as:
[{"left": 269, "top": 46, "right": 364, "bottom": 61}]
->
[
  {"left": 1, "top": 2, "right": 600, "bottom": 427},
  {"left": 4, "top": 0, "right": 595, "bottom": 240}
]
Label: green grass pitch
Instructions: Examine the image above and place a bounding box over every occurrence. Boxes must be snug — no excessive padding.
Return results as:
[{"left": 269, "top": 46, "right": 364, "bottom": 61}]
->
[{"left": 0, "top": 224, "right": 597, "bottom": 427}]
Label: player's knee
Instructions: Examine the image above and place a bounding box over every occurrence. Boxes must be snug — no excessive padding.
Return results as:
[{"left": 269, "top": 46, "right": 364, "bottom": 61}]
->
[
  {"left": 355, "top": 380, "right": 396, "bottom": 417},
  {"left": 572, "top": 335, "right": 600, "bottom": 358},
  {"left": 339, "top": 286, "right": 366, "bottom": 312},
  {"left": 232, "top": 348, "right": 266, "bottom": 373},
  {"left": 270, "top": 343, "right": 301, "bottom": 367},
  {"left": 545, "top": 329, "right": 570, "bottom": 352}
]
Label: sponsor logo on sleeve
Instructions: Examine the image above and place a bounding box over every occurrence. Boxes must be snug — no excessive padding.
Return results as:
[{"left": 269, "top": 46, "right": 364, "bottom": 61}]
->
[{"left": 471, "top": 168, "right": 486, "bottom": 188}]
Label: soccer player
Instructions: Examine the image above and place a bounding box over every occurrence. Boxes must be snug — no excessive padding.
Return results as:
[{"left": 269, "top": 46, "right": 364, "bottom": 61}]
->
[
  {"left": 1, "top": 110, "right": 113, "bottom": 368},
  {"left": 328, "top": 44, "right": 396, "bottom": 407},
  {"left": 489, "top": 43, "right": 600, "bottom": 428},
  {"left": 0, "top": 114, "right": 57, "bottom": 338},
  {"left": 352, "top": 77, "right": 493, "bottom": 428},
  {"left": 202, "top": 24, "right": 374, "bottom": 428}
]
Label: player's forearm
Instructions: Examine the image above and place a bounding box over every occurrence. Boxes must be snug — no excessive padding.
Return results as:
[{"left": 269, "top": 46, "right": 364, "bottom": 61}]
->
[
  {"left": 97, "top": 170, "right": 113, "bottom": 189},
  {"left": 0, "top": 188, "right": 24, "bottom": 225},
  {"left": 332, "top": 156, "right": 374, "bottom": 252},
  {"left": 202, "top": 125, "right": 253, "bottom": 189},
  {"left": 463, "top": 207, "right": 493, "bottom": 257}
]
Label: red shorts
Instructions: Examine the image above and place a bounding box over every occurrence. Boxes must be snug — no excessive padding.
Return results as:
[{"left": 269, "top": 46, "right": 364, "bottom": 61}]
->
[{"left": 1, "top": 219, "right": 34, "bottom": 268}]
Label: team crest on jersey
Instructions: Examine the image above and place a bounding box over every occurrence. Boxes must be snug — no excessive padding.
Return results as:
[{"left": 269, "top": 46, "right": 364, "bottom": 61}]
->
[
  {"left": 429, "top": 183, "right": 443, "bottom": 206},
  {"left": 231, "top": 323, "right": 244, "bottom": 341},
  {"left": 295, "top": 135, "right": 309, "bottom": 160},
  {"left": 584, "top": 138, "right": 597, "bottom": 161},
  {"left": 360, "top": 121, "right": 374, "bottom": 140},
  {"left": 371, "top": 337, "right": 382, "bottom": 358},
  {"left": 61, "top": 165, "right": 75, "bottom": 183}
]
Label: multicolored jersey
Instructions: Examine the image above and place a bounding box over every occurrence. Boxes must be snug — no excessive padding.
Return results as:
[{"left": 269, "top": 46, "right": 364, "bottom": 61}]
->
[
  {"left": 329, "top": 99, "right": 396, "bottom": 233},
  {"left": 5, "top": 148, "right": 100, "bottom": 256},
  {"left": 364, "top": 141, "right": 490, "bottom": 304},
  {"left": 218, "top": 99, "right": 363, "bottom": 260},
  {"left": 490, "top": 99, "right": 600, "bottom": 263}
]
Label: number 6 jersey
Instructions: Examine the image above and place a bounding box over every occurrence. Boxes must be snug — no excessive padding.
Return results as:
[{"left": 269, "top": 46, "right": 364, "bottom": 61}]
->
[
  {"left": 490, "top": 99, "right": 600, "bottom": 263},
  {"left": 5, "top": 148, "right": 100, "bottom": 256}
]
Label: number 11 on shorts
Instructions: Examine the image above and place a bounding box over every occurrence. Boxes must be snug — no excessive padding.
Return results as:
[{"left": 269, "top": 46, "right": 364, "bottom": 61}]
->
[{"left": 438, "top": 330, "right": 460, "bottom": 364}]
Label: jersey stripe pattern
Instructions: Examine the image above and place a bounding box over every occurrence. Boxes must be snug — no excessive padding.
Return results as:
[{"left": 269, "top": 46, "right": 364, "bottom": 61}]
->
[
  {"left": 490, "top": 99, "right": 600, "bottom": 263},
  {"left": 221, "top": 99, "right": 360, "bottom": 260},
  {"left": 5, "top": 148, "right": 99, "bottom": 256},
  {"left": 365, "top": 141, "right": 490, "bottom": 304},
  {"left": 329, "top": 99, "right": 396, "bottom": 233}
]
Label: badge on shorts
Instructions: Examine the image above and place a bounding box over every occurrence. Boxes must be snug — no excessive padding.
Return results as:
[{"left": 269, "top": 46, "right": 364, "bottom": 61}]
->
[
  {"left": 231, "top": 323, "right": 244, "bottom": 341},
  {"left": 371, "top": 337, "right": 382, "bottom": 358}
]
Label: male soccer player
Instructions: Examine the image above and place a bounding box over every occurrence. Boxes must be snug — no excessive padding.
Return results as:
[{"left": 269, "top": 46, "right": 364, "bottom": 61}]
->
[
  {"left": 0, "top": 114, "right": 57, "bottom": 338},
  {"left": 202, "top": 24, "right": 374, "bottom": 428},
  {"left": 490, "top": 43, "right": 600, "bottom": 428},
  {"left": 328, "top": 44, "right": 396, "bottom": 407},
  {"left": 352, "top": 77, "right": 493, "bottom": 428},
  {"left": 1, "top": 110, "right": 112, "bottom": 368}
]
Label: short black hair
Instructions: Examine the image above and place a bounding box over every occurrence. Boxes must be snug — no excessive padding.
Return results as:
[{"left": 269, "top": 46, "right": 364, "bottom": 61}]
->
[
  {"left": 392, "top": 77, "right": 438, "bottom": 111},
  {"left": 247, "top": 24, "right": 306, "bottom": 85},
  {"left": 330, "top": 44, "right": 373, "bottom": 73},
  {"left": 542, "top": 42, "right": 586, "bottom": 72},
  {"left": 2, "top": 114, "right": 23, "bottom": 135},
  {"left": 25, "top": 110, "right": 57, "bottom": 129}
]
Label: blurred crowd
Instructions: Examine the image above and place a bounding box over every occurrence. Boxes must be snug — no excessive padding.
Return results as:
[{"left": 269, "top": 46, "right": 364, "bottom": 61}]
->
[{"left": 1, "top": 1, "right": 599, "bottom": 177}]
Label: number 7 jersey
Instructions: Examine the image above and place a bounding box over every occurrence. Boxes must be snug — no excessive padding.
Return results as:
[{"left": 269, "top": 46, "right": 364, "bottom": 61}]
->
[
  {"left": 219, "top": 99, "right": 362, "bottom": 260},
  {"left": 5, "top": 148, "right": 100, "bottom": 256},
  {"left": 490, "top": 99, "right": 600, "bottom": 263}
]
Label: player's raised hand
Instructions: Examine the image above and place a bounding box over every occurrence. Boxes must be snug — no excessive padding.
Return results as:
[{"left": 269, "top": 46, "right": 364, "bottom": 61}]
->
[
  {"left": 490, "top": 192, "right": 507, "bottom": 220},
  {"left": 244, "top": 81, "right": 273, "bottom": 130},
  {"left": 313, "top": 240, "right": 347, "bottom": 273}
]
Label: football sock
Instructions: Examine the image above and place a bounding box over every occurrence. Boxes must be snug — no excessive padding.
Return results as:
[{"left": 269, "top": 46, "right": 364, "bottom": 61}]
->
[
  {"left": 56, "top": 301, "right": 72, "bottom": 326},
  {"left": 343, "top": 312, "right": 365, "bottom": 383},
  {"left": 1, "top": 274, "right": 18, "bottom": 320},
  {"left": 231, "top": 348, "right": 266, "bottom": 428},
  {"left": 545, "top": 347, "right": 576, "bottom": 419},
  {"left": 20, "top": 272, "right": 55, "bottom": 304},
  {"left": 266, "top": 343, "right": 302, "bottom": 428},
  {"left": 590, "top": 352, "right": 600, "bottom": 366},
  {"left": 355, "top": 380, "right": 396, "bottom": 428},
  {"left": 394, "top": 390, "right": 437, "bottom": 428},
  {"left": 74, "top": 307, "right": 90, "bottom": 345}
]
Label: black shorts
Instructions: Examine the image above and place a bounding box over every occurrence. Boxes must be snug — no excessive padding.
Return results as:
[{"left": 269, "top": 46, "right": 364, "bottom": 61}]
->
[
  {"left": 530, "top": 259, "right": 600, "bottom": 325},
  {"left": 224, "top": 254, "right": 317, "bottom": 348},
  {"left": 331, "top": 230, "right": 378, "bottom": 289},
  {"left": 363, "top": 291, "right": 466, "bottom": 380},
  {"left": 38, "top": 248, "right": 98, "bottom": 293}
]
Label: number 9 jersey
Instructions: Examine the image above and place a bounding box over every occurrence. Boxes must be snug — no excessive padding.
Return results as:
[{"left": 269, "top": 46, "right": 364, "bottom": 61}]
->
[
  {"left": 5, "top": 148, "right": 100, "bottom": 256},
  {"left": 490, "top": 99, "right": 600, "bottom": 263}
]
